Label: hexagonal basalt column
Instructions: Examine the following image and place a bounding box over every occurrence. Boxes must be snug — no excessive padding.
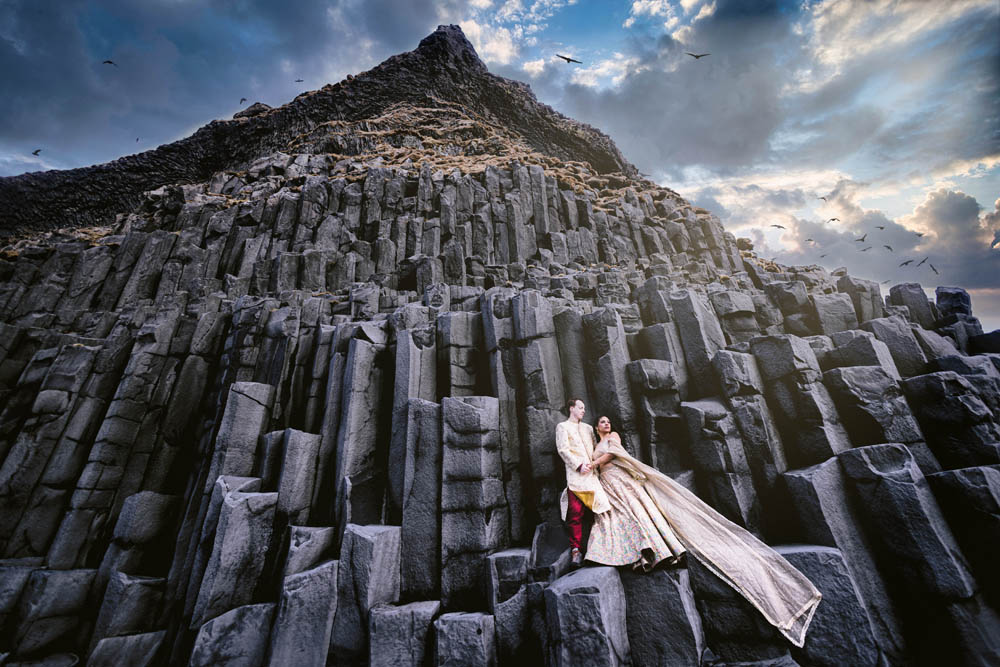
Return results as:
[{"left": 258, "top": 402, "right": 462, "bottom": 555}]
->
[
  {"left": 440, "top": 396, "right": 507, "bottom": 610},
  {"left": 544, "top": 566, "right": 630, "bottom": 667}
]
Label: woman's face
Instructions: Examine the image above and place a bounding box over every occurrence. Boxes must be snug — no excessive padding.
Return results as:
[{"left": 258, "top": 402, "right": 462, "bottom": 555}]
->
[{"left": 597, "top": 416, "right": 611, "bottom": 434}]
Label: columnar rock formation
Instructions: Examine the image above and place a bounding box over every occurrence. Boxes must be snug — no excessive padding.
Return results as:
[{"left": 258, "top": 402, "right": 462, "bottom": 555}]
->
[{"left": 1, "top": 25, "right": 998, "bottom": 667}]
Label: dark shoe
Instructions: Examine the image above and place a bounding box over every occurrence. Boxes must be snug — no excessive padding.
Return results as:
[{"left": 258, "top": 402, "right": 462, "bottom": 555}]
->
[{"left": 570, "top": 548, "right": 583, "bottom": 567}]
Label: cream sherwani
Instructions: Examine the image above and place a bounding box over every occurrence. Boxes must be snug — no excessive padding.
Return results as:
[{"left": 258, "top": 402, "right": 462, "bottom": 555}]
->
[{"left": 556, "top": 419, "right": 610, "bottom": 520}]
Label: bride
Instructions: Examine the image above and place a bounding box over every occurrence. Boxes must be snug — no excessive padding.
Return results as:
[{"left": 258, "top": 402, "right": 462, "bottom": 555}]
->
[{"left": 584, "top": 415, "right": 822, "bottom": 649}]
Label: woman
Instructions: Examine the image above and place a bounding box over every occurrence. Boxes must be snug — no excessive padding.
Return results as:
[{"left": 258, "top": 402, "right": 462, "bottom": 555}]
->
[
  {"left": 585, "top": 415, "right": 822, "bottom": 649},
  {"left": 585, "top": 416, "right": 687, "bottom": 570}
]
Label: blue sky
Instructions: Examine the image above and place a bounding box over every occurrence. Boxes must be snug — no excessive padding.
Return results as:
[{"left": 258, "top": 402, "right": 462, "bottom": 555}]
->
[{"left": 2, "top": 0, "right": 998, "bottom": 329}]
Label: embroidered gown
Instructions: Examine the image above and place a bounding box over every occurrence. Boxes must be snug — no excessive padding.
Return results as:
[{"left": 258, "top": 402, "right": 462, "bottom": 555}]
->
[
  {"left": 584, "top": 435, "right": 822, "bottom": 649},
  {"left": 585, "top": 437, "right": 687, "bottom": 570}
]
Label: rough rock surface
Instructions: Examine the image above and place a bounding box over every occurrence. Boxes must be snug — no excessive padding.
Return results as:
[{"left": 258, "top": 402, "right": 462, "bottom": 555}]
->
[{"left": 0, "top": 23, "right": 997, "bottom": 667}]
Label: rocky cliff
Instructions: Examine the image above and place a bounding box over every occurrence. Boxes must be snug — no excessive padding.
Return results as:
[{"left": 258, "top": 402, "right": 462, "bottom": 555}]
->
[{"left": 0, "top": 24, "right": 998, "bottom": 667}]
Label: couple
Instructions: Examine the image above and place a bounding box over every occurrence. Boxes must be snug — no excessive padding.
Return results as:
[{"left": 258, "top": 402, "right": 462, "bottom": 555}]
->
[{"left": 555, "top": 398, "right": 822, "bottom": 649}]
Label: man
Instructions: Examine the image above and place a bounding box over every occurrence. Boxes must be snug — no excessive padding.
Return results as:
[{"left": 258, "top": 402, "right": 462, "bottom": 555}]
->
[{"left": 555, "top": 398, "right": 610, "bottom": 566}]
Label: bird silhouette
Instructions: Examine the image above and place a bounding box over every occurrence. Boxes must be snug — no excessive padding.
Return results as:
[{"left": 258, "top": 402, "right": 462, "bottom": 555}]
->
[
  {"left": 686, "top": 52, "right": 710, "bottom": 59},
  {"left": 855, "top": 234, "right": 867, "bottom": 242},
  {"left": 820, "top": 254, "right": 828, "bottom": 258},
  {"left": 915, "top": 232, "right": 925, "bottom": 237},
  {"left": 860, "top": 246, "right": 872, "bottom": 252},
  {"left": 916, "top": 257, "right": 928, "bottom": 267},
  {"left": 804, "top": 238, "right": 815, "bottom": 243},
  {"left": 31, "top": 149, "right": 41, "bottom": 155},
  {"left": 240, "top": 97, "right": 247, "bottom": 104},
  {"left": 876, "top": 225, "right": 885, "bottom": 230},
  {"left": 899, "top": 259, "right": 914, "bottom": 267},
  {"left": 818, "top": 196, "right": 828, "bottom": 201},
  {"left": 881, "top": 279, "right": 891, "bottom": 284},
  {"left": 556, "top": 54, "right": 582, "bottom": 64},
  {"left": 295, "top": 78, "right": 304, "bottom": 82},
  {"left": 930, "top": 263, "right": 939, "bottom": 275},
  {"left": 102, "top": 59, "right": 117, "bottom": 67},
  {"left": 828, "top": 217, "right": 840, "bottom": 222},
  {"left": 883, "top": 245, "right": 893, "bottom": 252},
  {"left": 770, "top": 224, "right": 785, "bottom": 229}
]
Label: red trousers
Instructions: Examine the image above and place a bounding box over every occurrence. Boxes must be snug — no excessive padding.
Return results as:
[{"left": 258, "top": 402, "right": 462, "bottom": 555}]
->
[{"left": 566, "top": 490, "right": 590, "bottom": 551}]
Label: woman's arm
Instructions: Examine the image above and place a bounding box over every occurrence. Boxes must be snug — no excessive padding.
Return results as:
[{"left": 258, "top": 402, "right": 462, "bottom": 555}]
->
[
  {"left": 595, "top": 433, "right": 622, "bottom": 469},
  {"left": 594, "top": 452, "right": 615, "bottom": 468}
]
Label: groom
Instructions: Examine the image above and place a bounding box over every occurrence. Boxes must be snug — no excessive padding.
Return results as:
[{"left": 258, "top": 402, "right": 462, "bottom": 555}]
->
[{"left": 555, "top": 398, "right": 609, "bottom": 566}]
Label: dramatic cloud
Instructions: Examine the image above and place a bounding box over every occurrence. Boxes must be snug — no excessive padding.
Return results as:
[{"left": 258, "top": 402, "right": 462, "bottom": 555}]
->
[
  {"left": 703, "top": 181, "right": 999, "bottom": 298},
  {"left": 553, "top": 1, "right": 809, "bottom": 177},
  {"left": 570, "top": 52, "right": 642, "bottom": 87},
  {"left": 459, "top": 18, "right": 518, "bottom": 64},
  {"left": 521, "top": 57, "right": 547, "bottom": 77},
  {"left": 985, "top": 198, "right": 1000, "bottom": 249},
  {"left": 801, "top": 0, "right": 995, "bottom": 84},
  {"left": 623, "top": 1, "right": 678, "bottom": 28}
]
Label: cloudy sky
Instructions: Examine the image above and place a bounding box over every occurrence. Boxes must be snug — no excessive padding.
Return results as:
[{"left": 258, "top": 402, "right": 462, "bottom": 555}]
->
[{"left": 2, "top": 0, "right": 998, "bottom": 329}]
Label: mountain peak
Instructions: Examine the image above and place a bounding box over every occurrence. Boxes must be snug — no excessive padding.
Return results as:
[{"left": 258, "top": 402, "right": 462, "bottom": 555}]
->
[{"left": 413, "top": 25, "right": 488, "bottom": 74}]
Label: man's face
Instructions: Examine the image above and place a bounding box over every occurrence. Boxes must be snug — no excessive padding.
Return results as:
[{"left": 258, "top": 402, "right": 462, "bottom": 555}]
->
[{"left": 570, "top": 401, "right": 585, "bottom": 421}]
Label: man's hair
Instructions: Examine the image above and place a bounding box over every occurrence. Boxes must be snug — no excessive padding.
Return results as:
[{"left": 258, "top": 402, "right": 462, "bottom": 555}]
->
[{"left": 566, "top": 397, "right": 583, "bottom": 413}]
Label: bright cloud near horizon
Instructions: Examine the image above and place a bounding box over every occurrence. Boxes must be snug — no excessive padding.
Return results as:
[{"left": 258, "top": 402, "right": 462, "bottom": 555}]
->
[{"left": 2, "top": 0, "right": 998, "bottom": 329}]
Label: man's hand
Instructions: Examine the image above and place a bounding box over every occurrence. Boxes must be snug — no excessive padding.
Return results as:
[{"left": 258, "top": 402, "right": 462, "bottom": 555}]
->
[{"left": 578, "top": 462, "right": 592, "bottom": 475}]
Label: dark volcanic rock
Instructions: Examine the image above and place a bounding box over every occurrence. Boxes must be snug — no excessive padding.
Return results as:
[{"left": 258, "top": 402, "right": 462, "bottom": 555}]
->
[
  {"left": 233, "top": 101, "right": 272, "bottom": 119},
  {"left": 0, "top": 23, "right": 997, "bottom": 667}
]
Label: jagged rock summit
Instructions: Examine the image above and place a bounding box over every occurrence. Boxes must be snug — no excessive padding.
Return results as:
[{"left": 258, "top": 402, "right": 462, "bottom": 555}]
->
[
  {"left": 1, "top": 24, "right": 999, "bottom": 667},
  {"left": 0, "top": 24, "right": 634, "bottom": 236}
]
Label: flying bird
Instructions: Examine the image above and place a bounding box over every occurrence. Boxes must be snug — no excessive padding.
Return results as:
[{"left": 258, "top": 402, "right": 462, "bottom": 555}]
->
[
  {"left": 883, "top": 245, "right": 893, "bottom": 252},
  {"left": 556, "top": 54, "right": 582, "bottom": 64},
  {"left": 686, "top": 52, "right": 710, "bottom": 59},
  {"left": 294, "top": 78, "right": 304, "bottom": 82},
  {"left": 240, "top": 97, "right": 247, "bottom": 104},
  {"left": 881, "top": 279, "right": 891, "bottom": 284},
  {"left": 136, "top": 137, "right": 139, "bottom": 142},
  {"left": 818, "top": 196, "right": 828, "bottom": 201},
  {"left": 820, "top": 254, "right": 828, "bottom": 258},
  {"left": 876, "top": 225, "right": 885, "bottom": 230},
  {"left": 930, "top": 263, "right": 939, "bottom": 275},
  {"left": 102, "top": 59, "right": 117, "bottom": 67},
  {"left": 828, "top": 217, "right": 840, "bottom": 222},
  {"left": 770, "top": 224, "right": 786, "bottom": 229},
  {"left": 899, "top": 259, "right": 914, "bottom": 267},
  {"left": 855, "top": 234, "right": 867, "bottom": 242},
  {"left": 804, "top": 238, "right": 815, "bottom": 243},
  {"left": 31, "top": 149, "right": 41, "bottom": 155},
  {"left": 860, "top": 246, "right": 872, "bottom": 252},
  {"left": 915, "top": 232, "right": 925, "bottom": 237},
  {"left": 916, "top": 257, "right": 928, "bottom": 267}
]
